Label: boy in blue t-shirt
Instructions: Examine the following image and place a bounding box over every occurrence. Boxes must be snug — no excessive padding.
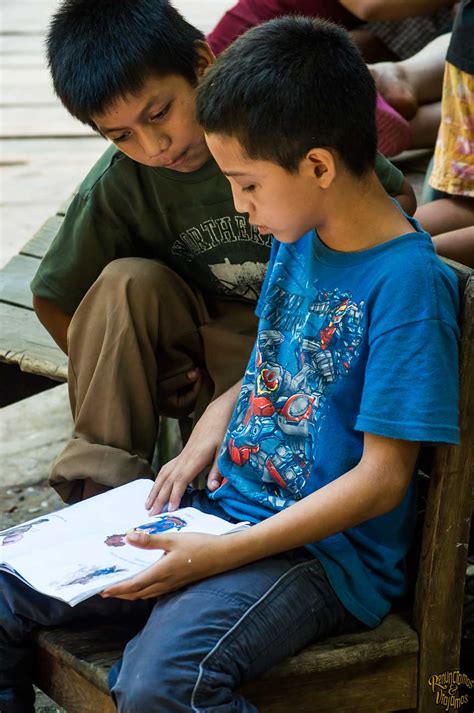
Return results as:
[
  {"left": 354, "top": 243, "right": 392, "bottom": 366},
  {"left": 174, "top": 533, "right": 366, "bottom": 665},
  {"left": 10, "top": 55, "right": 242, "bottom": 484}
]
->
[{"left": 0, "top": 17, "right": 459, "bottom": 713}]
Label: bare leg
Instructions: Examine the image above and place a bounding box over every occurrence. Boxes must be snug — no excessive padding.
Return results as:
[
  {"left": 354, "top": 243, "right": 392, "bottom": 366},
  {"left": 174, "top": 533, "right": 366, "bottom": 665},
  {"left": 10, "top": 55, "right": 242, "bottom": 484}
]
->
[
  {"left": 369, "top": 33, "right": 450, "bottom": 119},
  {"left": 416, "top": 197, "right": 474, "bottom": 235},
  {"left": 432, "top": 227, "right": 474, "bottom": 269},
  {"left": 409, "top": 101, "right": 442, "bottom": 147}
]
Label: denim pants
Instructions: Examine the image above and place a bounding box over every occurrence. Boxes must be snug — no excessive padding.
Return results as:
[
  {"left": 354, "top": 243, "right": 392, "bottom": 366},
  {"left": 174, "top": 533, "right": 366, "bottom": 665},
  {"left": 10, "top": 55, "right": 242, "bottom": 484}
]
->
[{"left": 0, "top": 491, "right": 358, "bottom": 712}]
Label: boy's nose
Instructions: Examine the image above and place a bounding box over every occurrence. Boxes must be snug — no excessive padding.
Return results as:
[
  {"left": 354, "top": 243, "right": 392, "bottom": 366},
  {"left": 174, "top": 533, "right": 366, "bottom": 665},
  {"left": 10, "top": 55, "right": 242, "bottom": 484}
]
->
[
  {"left": 233, "top": 189, "right": 251, "bottom": 217},
  {"left": 141, "top": 131, "right": 169, "bottom": 159}
]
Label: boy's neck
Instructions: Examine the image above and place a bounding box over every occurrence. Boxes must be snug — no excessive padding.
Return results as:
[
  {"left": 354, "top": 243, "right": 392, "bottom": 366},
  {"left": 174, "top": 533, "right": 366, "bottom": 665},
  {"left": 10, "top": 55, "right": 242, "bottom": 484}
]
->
[{"left": 316, "top": 170, "right": 414, "bottom": 253}]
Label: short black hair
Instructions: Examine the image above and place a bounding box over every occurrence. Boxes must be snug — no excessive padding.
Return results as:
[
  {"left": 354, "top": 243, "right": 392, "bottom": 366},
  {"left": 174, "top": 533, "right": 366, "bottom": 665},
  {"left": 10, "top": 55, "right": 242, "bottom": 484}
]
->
[
  {"left": 197, "top": 17, "right": 377, "bottom": 176},
  {"left": 47, "top": 0, "right": 205, "bottom": 126}
]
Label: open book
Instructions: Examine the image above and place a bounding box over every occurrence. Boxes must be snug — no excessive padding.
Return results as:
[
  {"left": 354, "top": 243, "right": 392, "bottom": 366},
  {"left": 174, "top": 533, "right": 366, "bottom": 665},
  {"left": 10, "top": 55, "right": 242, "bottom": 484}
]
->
[{"left": 0, "top": 479, "right": 248, "bottom": 606}]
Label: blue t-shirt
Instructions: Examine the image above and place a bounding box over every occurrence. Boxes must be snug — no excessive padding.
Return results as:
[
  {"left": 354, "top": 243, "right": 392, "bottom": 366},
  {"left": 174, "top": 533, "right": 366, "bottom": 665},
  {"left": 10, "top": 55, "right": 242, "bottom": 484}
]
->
[{"left": 209, "top": 217, "right": 460, "bottom": 627}]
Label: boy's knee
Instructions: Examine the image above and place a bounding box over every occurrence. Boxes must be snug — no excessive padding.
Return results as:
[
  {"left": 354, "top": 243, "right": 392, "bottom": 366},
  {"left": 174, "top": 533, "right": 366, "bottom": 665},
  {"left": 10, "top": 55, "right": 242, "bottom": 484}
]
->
[
  {"left": 89, "top": 258, "right": 178, "bottom": 312},
  {"left": 91, "top": 258, "right": 200, "bottom": 322},
  {"left": 98, "top": 258, "right": 169, "bottom": 291},
  {"left": 113, "top": 666, "right": 189, "bottom": 712}
]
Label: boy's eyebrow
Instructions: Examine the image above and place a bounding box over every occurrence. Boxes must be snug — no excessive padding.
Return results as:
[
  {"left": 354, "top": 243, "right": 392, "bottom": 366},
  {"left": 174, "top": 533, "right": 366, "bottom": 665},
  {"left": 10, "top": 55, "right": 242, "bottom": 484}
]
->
[
  {"left": 223, "top": 171, "right": 251, "bottom": 177},
  {"left": 98, "top": 97, "right": 162, "bottom": 133}
]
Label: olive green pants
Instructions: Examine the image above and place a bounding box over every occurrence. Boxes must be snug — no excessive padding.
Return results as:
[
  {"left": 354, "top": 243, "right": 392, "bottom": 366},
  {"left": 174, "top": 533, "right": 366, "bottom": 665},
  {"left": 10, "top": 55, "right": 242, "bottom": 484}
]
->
[{"left": 50, "top": 258, "right": 258, "bottom": 503}]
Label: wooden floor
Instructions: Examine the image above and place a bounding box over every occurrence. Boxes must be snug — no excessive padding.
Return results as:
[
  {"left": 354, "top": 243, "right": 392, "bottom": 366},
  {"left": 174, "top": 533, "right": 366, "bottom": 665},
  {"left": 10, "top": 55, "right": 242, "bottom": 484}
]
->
[{"left": 0, "top": 0, "right": 235, "bottom": 269}]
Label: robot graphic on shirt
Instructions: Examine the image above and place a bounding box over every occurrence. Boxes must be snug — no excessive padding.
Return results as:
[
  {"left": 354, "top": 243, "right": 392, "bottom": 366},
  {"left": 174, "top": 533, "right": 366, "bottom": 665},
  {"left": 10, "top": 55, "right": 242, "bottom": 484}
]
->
[
  {"left": 294, "top": 290, "right": 365, "bottom": 393},
  {"left": 226, "top": 289, "right": 364, "bottom": 503}
]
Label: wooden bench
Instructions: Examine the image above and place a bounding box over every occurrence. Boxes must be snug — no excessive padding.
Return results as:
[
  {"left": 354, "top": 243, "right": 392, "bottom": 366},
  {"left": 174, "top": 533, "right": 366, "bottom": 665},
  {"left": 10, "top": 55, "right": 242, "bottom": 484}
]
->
[
  {"left": 0, "top": 200, "right": 73, "bottom": 406},
  {"left": 26, "top": 266, "right": 472, "bottom": 712}
]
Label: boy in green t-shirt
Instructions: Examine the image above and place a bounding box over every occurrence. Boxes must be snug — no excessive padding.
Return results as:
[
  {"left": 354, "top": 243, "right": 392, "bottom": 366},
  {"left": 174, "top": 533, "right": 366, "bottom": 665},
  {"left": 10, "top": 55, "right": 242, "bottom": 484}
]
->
[{"left": 33, "top": 0, "right": 415, "bottom": 504}]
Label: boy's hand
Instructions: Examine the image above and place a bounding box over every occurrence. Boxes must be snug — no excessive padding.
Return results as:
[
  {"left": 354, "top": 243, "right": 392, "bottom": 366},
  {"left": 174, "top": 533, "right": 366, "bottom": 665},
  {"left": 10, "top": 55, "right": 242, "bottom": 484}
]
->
[
  {"left": 163, "top": 369, "right": 202, "bottom": 417},
  {"left": 146, "top": 380, "right": 243, "bottom": 514},
  {"left": 101, "top": 530, "right": 236, "bottom": 599}
]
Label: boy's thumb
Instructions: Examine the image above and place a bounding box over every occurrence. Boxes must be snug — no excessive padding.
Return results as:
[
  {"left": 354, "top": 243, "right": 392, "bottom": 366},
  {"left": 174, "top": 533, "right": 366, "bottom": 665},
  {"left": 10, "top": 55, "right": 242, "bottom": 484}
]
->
[{"left": 126, "top": 530, "right": 166, "bottom": 549}]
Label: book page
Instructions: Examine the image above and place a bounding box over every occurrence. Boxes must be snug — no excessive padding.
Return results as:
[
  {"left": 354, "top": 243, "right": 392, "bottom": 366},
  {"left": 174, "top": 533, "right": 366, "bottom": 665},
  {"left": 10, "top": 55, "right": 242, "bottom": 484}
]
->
[{"left": 0, "top": 480, "right": 248, "bottom": 605}]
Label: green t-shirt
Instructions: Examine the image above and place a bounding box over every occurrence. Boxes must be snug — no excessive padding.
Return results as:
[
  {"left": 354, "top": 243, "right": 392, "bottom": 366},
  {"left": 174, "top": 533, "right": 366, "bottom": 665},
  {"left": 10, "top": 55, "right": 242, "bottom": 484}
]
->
[{"left": 31, "top": 145, "right": 404, "bottom": 314}]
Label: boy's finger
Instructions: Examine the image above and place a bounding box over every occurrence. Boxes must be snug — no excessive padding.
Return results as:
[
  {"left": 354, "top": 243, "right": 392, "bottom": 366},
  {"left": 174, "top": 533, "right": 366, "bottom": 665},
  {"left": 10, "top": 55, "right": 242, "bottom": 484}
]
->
[
  {"left": 149, "top": 479, "right": 174, "bottom": 516},
  {"left": 146, "top": 460, "right": 178, "bottom": 509},
  {"left": 146, "top": 467, "right": 171, "bottom": 509},
  {"left": 126, "top": 530, "right": 169, "bottom": 550},
  {"left": 207, "top": 461, "right": 223, "bottom": 491},
  {"left": 146, "top": 480, "right": 161, "bottom": 509},
  {"left": 167, "top": 481, "right": 188, "bottom": 512}
]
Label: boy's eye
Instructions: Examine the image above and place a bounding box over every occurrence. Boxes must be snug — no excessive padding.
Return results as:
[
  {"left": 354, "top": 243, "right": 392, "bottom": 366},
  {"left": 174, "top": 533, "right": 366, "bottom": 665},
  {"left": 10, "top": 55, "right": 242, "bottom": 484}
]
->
[
  {"left": 151, "top": 104, "right": 171, "bottom": 121},
  {"left": 113, "top": 133, "right": 130, "bottom": 143},
  {"left": 242, "top": 184, "right": 256, "bottom": 193}
]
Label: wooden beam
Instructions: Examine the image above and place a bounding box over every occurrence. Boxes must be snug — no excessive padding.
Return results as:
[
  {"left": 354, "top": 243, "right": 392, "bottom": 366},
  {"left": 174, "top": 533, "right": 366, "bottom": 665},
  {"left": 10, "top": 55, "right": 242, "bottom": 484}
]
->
[
  {"left": 0, "top": 253, "right": 41, "bottom": 309},
  {"left": 414, "top": 273, "right": 474, "bottom": 712},
  {"left": 21, "top": 214, "right": 64, "bottom": 259},
  {"left": 0, "top": 302, "right": 67, "bottom": 381}
]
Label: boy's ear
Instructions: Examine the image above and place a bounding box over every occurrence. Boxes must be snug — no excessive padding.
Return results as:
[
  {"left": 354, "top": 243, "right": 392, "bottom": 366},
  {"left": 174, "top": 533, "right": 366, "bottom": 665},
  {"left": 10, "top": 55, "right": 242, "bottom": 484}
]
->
[
  {"left": 195, "top": 41, "right": 215, "bottom": 78},
  {"left": 304, "top": 148, "right": 336, "bottom": 189}
]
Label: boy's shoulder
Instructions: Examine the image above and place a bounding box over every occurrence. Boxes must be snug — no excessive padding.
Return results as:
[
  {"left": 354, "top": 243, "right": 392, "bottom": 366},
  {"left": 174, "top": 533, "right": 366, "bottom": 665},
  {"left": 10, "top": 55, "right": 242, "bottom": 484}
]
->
[
  {"left": 363, "top": 229, "right": 460, "bottom": 335},
  {"left": 76, "top": 144, "right": 139, "bottom": 200},
  {"left": 268, "top": 227, "right": 459, "bottom": 328}
]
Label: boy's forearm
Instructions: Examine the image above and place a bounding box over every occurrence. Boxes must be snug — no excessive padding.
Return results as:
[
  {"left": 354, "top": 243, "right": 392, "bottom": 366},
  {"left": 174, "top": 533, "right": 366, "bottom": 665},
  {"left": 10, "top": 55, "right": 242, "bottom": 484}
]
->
[
  {"left": 32, "top": 295, "right": 71, "bottom": 354},
  {"left": 219, "top": 437, "right": 419, "bottom": 570},
  {"left": 208, "top": 377, "right": 244, "bottom": 420}
]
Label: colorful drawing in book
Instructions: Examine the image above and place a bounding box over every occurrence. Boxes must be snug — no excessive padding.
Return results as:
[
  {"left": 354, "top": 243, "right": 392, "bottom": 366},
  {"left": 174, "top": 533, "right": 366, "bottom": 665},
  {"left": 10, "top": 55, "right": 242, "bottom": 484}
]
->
[
  {"left": 104, "top": 514, "right": 187, "bottom": 547},
  {"left": 0, "top": 519, "right": 50, "bottom": 547},
  {"left": 58, "top": 565, "right": 128, "bottom": 588}
]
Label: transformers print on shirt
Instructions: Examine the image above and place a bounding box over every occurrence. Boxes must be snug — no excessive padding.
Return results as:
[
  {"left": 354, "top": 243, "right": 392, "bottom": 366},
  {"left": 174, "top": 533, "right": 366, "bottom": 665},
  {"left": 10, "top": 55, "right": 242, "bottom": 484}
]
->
[{"left": 226, "top": 286, "right": 365, "bottom": 507}]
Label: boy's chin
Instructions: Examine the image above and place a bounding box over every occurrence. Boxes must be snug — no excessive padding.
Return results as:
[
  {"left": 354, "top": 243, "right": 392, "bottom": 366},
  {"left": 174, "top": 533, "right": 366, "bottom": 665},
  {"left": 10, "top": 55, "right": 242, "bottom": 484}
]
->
[
  {"left": 163, "top": 148, "right": 211, "bottom": 174},
  {"left": 274, "top": 231, "right": 305, "bottom": 244}
]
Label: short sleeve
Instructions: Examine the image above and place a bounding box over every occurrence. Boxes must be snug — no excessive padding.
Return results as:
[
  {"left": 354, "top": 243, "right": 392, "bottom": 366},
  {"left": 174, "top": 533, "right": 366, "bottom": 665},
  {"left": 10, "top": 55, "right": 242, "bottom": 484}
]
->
[
  {"left": 30, "top": 190, "right": 133, "bottom": 314},
  {"left": 356, "top": 318, "right": 460, "bottom": 444},
  {"left": 374, "top": 152, "right": 404, "bottom": 196}
]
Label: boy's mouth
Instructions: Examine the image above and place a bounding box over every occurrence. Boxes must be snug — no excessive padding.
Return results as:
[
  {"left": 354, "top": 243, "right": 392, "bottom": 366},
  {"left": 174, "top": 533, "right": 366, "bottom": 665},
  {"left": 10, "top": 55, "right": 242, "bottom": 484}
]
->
[{"left": 161, "top": 149, "right": 188, "bottom": 169}]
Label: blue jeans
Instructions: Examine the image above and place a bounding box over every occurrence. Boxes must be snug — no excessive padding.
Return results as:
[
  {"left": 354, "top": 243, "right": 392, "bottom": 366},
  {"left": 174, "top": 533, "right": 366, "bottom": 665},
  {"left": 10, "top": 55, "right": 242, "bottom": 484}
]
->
[{"left": 0, "top": 490, "right": 359, "bottom": 712}]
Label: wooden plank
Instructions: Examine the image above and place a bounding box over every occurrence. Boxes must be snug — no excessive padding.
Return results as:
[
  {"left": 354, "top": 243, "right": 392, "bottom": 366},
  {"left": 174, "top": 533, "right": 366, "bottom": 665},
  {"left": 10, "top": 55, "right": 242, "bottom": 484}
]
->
[
  {"left": 0, "top": 205, "right": 59, "bottom": 271},
  {"left": 21, "top": 214, "right": 63, "bottom": 259},
  {"left": 0, "top": 0, "right": 235, "bottom": 37},
  {"left": 0, "top": 1, "right": 62, "bottom": 34},
  {"left": 34, "top": 614, "right": 417, "bottom": 713},
  {"left": 34, "top": 623, "right": 138, "bottom": 713},
  {"left": 0, "top": 254, "right": 40, "bottom": 309},
  {"left": 35, "top": 649, "right": 418, "bottom": 713},
  {"left": 0, "top": 137, "right": 105, "bottom": 165},
  {"left": 35, "top": 647, "right": 116, "bottom": 713},
  {"left": 0, "top": 106, "right": 97, "bottom": 138},
  {"left": 0, "top": 302, "right": 67, "bottom": 381},
  {"left": 1, "top": 67, "right": 57, "bottom": 105},
  {"left": 0, "top": 34, "right": 45, "bottom": 57},
  {"left": 243, "top": 654, "right": 418, "bottom": 712},
  {"left": 35, "top": 651, "right": 117, "bottom": 713},
  {"left": 0, "top": 137, "right": 104, "bottom": 269},
  {"left": 57, "top": 191, "right": 77, "bottom": 216},
  {"left": 414, "top": 274, "right": 474, "bottom": 713}
]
